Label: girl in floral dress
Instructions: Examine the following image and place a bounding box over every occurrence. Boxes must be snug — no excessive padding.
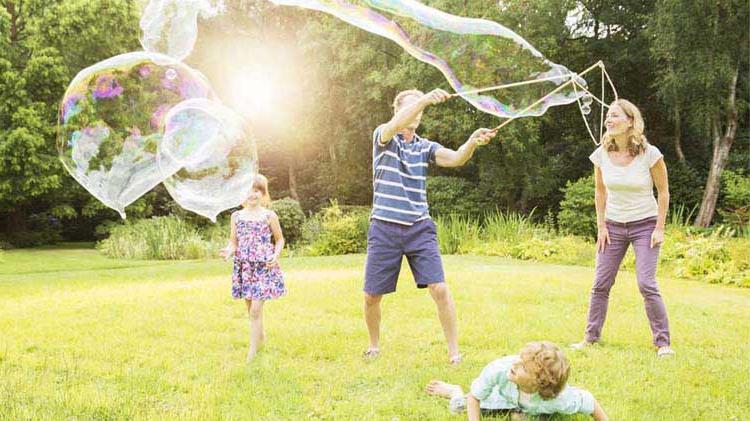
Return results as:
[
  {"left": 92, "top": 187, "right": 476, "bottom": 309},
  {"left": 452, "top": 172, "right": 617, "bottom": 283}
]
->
[{"left": 220, "top": 174, "right": 286, "bottom": 362}]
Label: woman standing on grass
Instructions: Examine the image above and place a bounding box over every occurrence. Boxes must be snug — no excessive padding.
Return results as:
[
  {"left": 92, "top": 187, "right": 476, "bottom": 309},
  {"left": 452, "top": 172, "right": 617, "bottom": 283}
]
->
[
  {"left": 220, "top": 174, "right": 286, "bottom": 362},
  {"left": 571, "top": 99, "right": 674, "bottom": 357}
]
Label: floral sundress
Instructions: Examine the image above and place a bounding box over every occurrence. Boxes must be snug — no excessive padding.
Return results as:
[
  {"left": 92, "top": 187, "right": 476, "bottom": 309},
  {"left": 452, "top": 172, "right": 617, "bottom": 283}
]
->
[{"left": 231, "top": 210, "right": 286, "bottom": 300}]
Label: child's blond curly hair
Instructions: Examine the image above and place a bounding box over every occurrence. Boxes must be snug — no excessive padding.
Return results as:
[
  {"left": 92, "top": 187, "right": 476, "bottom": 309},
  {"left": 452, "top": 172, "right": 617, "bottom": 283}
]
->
[{"left": 519, "top": 341, "right": 571, "bottom": 399}]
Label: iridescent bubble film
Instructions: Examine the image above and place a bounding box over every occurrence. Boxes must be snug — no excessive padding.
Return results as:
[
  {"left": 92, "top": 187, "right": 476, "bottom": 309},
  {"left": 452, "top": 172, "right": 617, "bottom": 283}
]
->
[
  {"left": 140, "top": 0, "right": 587, "bottom": 118},
  {"left": 139, "top": 0, "right": 224, "bottom": 61},
  {"left": 269, "top": 0, "right": 586, "bottom": 118},
  {"left": 160, "top": 99, "right": 258, "bottom": 222},
  {"left": 57, "top": 52, "right": 216, "bottom": 218}
]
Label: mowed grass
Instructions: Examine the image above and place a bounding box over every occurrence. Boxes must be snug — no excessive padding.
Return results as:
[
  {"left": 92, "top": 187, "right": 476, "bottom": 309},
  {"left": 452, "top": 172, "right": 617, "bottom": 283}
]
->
[{"left": 1, "top": 246, "right": 749, "bottom": 420}]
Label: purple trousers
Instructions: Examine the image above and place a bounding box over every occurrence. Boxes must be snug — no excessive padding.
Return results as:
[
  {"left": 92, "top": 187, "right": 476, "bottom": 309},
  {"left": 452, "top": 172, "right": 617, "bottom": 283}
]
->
[{"left": 584, "top": 216, "right": 671, "bottom": 347}]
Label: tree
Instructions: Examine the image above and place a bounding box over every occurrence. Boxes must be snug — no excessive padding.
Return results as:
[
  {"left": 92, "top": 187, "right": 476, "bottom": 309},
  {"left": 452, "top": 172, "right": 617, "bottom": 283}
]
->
[
  {"left": 0, "top": 0, "right": 141, "bottom": 243},
  {"left": 649, "top": 0, "right": 749, "bottom": 227}
]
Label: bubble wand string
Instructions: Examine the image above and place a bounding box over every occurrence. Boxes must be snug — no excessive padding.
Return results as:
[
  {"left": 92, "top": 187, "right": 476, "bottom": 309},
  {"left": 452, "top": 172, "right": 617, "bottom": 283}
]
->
[{"left": 443, "top": 62, "right": 617, "bottom": 136}]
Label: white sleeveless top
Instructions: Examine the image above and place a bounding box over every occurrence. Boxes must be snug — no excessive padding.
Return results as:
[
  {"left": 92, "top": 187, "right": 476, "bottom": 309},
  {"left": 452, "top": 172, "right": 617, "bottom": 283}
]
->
[{"left": 589, "top": 144, "right": 663, "bottom": 223}]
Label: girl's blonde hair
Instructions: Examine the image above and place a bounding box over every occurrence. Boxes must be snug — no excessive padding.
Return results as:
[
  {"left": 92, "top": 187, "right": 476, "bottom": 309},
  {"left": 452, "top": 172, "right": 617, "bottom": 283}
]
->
[
  {"left": 252, "top": 174, "right": 271, "bottom": 207},
  {"left": 519, "top": 341, "right": 570, "bottom": 400},
  {"left": 602, "top": 99, "right": 648, "bottom": 157},
  {"left": 392, "top": 89, "right": 424, "bottom": 111}
]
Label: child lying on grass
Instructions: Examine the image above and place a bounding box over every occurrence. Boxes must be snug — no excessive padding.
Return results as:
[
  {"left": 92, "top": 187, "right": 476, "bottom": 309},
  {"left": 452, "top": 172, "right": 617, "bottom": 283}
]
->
[{"left": 426, "top": 341, "right": 608, "bottom": 420}]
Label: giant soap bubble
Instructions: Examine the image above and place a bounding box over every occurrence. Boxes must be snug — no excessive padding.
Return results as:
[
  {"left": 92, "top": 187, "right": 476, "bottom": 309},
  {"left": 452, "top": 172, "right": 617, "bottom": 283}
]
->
[
  {"left": 272, "top": 0, "right": 586, "bottom": 118},
  {"left": 141, "top": 0, "right": 586, "bottom": 119},
  {"left": 139, "top": 0, "right": 224, "bottom": 61},
  {"left": 57, "top": 51, "right": 216, "bottom": 218},
  {"left": 159, "top": 98, "right": 258, "bottom": 222}
]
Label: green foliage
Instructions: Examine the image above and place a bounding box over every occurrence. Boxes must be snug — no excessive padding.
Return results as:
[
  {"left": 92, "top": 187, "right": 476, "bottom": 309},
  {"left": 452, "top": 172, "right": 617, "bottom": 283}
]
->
[
  {"left": 718, "top": 170, "right": 750, "bottom": 230},
  {"left": 0, "top": 104, "right": 61, "bottom": 210},
  {"left": 668, "top": 203, "right": 698, "bottom": 228},
  {"left": 557, "top": 175, "right": 597, "bottom": 238},
  {"left": 668, "top": 161, "right": 705, "bottom": 210},
  {"left": 437, "top": 209, "right": 748, "bottom": 287},
  {"left": 720, "top": 170, "right": 750, "bottom": 209},
  {"left": 305, "top": 202, "right": 369, "bottom": 256},
  {"left": 661, "top": 227, "right": 750, "bottom": 287},
  {"left": 97, "top": 216, "right": 215, "bottom": 260},
  {"left": 0, "top": 0, "right": 142, "bottom": 243},
  {"left": 1, "top": 0, "right": 748, "bottom": 247},
  {"left": 0, "top": 212, "right": 63, "bottom": 248},
  {"left": 434, "top": 214, "right": 481, "bottom": 254},
  {"left": 271, "top": 198, "right": 306, "bottom": 245},
  {"left": 649, "top": 0, "right": 748, "bottom": 137},
  {"left": 483, "top": 209, "right": 542, "bottom": 243},
  {"left": 426, "top": 176, "right": 478, "bottom": 216}
]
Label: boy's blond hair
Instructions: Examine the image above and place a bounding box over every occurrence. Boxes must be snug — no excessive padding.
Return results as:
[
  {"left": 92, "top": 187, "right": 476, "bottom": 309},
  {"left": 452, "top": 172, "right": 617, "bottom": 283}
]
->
[
  {"left": 519, "top": 341, "right": 570, "bottom": 399},
  {"left": 392, "top": 89, "right": 424, "bottom": 111}
]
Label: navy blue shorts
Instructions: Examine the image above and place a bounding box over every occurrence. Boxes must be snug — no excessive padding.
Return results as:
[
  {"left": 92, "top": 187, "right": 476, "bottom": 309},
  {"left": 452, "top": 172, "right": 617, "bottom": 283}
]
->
[{"left": 364, "top": 218, "right": 445, "bottom": 295}]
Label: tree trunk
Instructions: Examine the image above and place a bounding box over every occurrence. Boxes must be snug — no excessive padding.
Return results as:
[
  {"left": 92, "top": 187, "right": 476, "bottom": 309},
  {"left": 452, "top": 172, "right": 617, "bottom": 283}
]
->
[
  {"left": 287, "top": 159, "right": 299, "bottom": 201},
  {"left": 0, "top": 209, "right": 28, "bottom": 242},
  {"left": 673, "top": 107, "right": 685, "bottom": 162},
  {"left": 6, "top": 1, "right": 18, "bottom": 42},
  {"left": 694, "top": 68, "right": 739, "bottom": 228}
]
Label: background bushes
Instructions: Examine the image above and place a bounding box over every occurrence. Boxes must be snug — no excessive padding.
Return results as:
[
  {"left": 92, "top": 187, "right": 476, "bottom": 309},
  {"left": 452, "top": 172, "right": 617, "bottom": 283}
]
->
[
  {"left": 557, "top": 175, "right": 597, "bottom": 238},
  {"left": 94, "top": 198, "right": 749, "bottom": 288},
  {"left": 271, "top": 198, "right": 306, "bottom": 245}
]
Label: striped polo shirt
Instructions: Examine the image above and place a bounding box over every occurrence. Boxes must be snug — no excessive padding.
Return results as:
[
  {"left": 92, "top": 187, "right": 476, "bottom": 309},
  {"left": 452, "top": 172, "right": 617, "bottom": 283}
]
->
[{"left": 371, "top": 124, "right": 443, "bottom": 225}]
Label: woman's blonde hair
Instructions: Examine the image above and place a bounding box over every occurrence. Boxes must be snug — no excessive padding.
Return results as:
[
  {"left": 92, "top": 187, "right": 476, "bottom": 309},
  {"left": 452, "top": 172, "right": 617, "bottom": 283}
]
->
[
  {"left": 252, "top": 174, "right": 271, "bottom": 207},
  {"left": 519, "top": 341, "right": 571, "bottom": 399},
  {"left": 392, "top": 89, "right": 424, "bottom": 111},
  {"left": 602, "top": 99, "right": 648, "bottom": 156}
]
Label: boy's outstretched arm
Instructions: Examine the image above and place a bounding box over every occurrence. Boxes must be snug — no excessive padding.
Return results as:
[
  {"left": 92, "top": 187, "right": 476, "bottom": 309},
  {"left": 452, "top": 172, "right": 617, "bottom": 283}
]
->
[
  {"left": 379, "top": 89, "right": 450, "bottom": 143},
  {"left": 591, "top": 398, "right": 608, "bottom": 421},
  {"left": 435, "top": 128, "right": 497, "bottom": 168},
  {"left": 466, "top": 394, "right": 481, "bottom": 421}
]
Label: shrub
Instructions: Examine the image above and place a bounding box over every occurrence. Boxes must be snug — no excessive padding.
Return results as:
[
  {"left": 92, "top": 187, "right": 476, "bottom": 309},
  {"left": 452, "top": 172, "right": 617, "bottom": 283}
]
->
[
  {"left": 301, "top": 216, "right": 323, "bottom": 246},
  {"left": 658, "top": 227, "right": 749, "bottom": 287},
  {"left": 669, "top": 161, "right": 705, "bottom": 210},
  {"left": 508, "top": 238, "right": 560, "bottom": 260},
  {"left": 0, "top": 213, "right": 63, "bottom": 248},
  {"left": 98, "top": 216, "right": 211, "bottom": 259},
  {"left": 306, "top": 201, "right": 368, "bottom": 256},
  {"left": 718, "top": 169, "right": 750, "bottom": 231},
  {"left": 558, "top": 175, "right": 597, "bottom": 238},
  {"left": 271, "top": 197, "right": 306, "bottom": 245},
  {"left": 427, "top": 176, "right": 484, "bottom": 216}
]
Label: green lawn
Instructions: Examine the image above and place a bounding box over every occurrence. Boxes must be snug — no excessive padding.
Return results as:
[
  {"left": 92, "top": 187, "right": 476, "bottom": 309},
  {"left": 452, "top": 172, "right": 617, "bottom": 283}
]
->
[{"left": 1, "top": 245, "right": 749, "bottom": 419}]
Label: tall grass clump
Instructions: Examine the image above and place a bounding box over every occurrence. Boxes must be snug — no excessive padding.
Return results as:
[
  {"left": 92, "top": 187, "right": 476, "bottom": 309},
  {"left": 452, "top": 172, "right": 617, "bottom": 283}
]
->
[
  {"left": 483, "top": 208, "right": 540, "bottom": 243},
  {"left": 98, "top": 216, "right": 211, "bottom": 260},
  {"left": 434, "top": 214, "right": 480, "bottom": 254},
  {"left": 668, "top": 203, "right": 698, "bottom": 229}
]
